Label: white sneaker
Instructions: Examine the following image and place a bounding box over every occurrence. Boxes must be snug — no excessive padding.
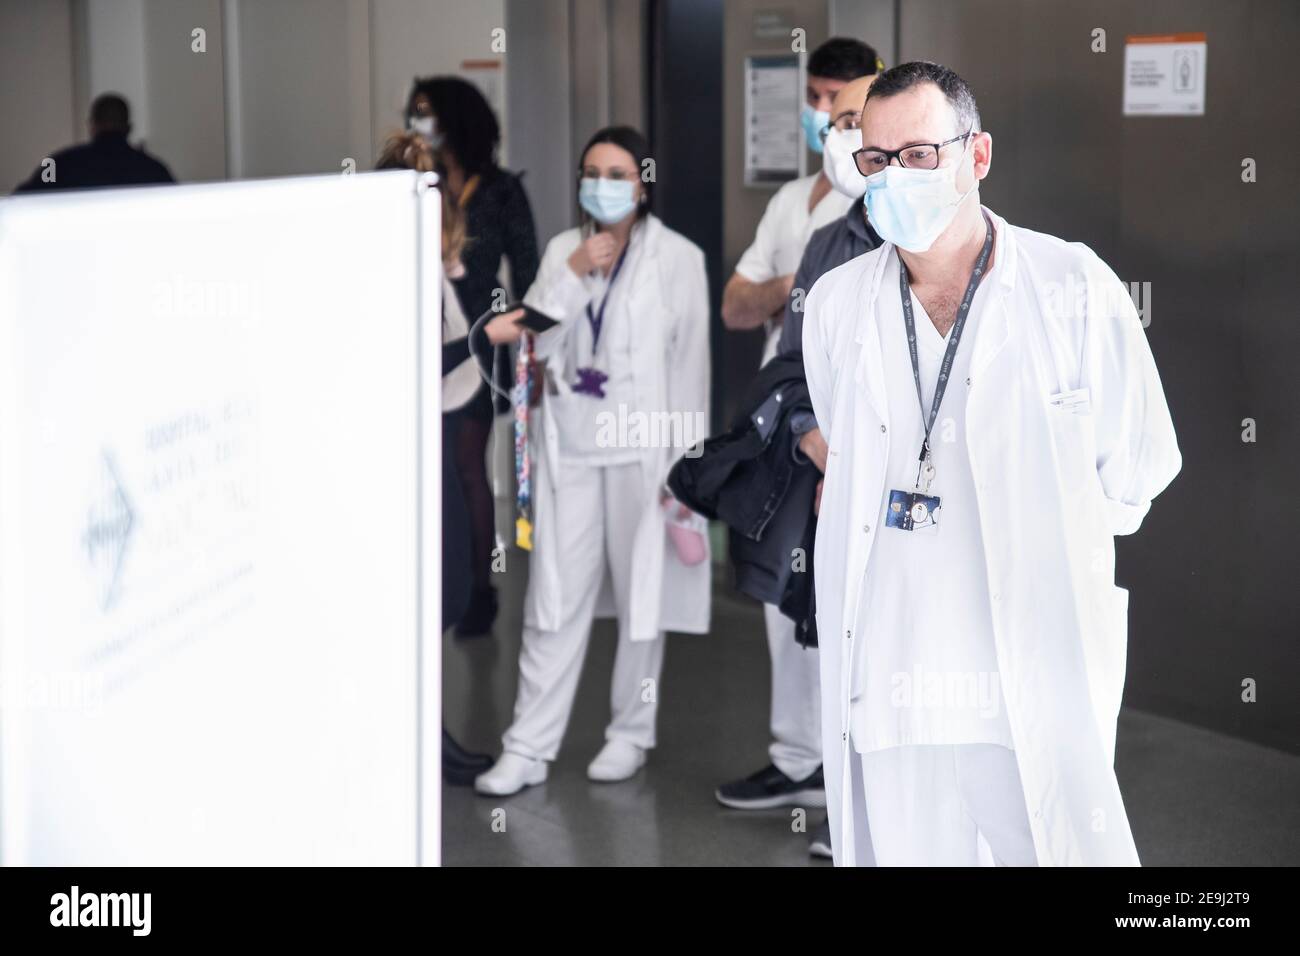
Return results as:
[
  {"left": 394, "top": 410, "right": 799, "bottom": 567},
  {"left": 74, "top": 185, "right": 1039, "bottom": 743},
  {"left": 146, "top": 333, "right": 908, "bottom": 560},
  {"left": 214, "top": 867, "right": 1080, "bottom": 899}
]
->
[
  {"left": 474, "top": 752, "right": 547, "bottom": 796},
  {"left": 586, "top": 739, "right": 646, "bottom": 782}
]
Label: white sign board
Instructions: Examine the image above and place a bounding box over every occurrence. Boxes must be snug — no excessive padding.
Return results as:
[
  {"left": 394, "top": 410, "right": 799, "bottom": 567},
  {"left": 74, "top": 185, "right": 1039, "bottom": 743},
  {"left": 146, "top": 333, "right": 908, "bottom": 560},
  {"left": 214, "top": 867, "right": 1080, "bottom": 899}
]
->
[
  {"left": 0, "top": 171, "right": 442, "bottom": 865},
  {"left": 1123, "top": 32, "right": 1207, "bottom": 116},
  {"left": 744, "top": 54, "right": 801, "bottom": 186}
]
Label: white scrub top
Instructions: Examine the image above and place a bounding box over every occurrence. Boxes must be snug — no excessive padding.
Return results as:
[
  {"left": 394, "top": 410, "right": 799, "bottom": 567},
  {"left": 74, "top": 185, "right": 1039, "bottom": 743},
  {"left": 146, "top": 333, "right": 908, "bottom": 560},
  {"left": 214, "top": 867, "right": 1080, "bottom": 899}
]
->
[
  {"left": 849, "top": 242, "right": 1016, "bottom": 755},
  {"left": 552, "top": 226, "right": 644, "bottom": 465},
  {"left": 734, "top": 172, "right": 852, "bottom": 363}
]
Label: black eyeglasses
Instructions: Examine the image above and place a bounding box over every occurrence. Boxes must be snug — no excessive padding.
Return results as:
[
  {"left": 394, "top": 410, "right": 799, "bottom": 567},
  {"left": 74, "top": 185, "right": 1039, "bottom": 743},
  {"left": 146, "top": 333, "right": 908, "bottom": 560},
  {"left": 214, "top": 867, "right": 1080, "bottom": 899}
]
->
[{"left": 853, "top": 130, "right": 973, "bottom": 176}]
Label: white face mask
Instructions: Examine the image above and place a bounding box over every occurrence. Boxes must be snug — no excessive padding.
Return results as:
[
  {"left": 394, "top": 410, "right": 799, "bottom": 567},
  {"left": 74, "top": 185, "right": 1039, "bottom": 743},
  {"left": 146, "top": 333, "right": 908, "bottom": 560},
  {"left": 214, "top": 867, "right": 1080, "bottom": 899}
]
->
[
  {"left": 822, "top": 126, "right": 865, "bottom": 200},
  {"left": 408, "top": 115, "right": 439, "bottom": 146},
  {"left": 863, "top": 136, "right": 978, "bottom": 252}
]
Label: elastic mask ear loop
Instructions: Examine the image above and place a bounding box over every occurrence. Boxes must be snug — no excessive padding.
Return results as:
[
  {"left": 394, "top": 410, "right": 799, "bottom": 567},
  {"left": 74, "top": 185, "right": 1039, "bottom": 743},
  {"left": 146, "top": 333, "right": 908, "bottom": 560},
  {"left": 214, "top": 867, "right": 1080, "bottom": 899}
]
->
[
  {"left": 952, "top": 133, "right": 980, "bottom": 207},
  {"left": 467, "top": 306, "right": 515, "bottom": 559},
  {"left": 467, "top": 306, "right": 516, "bottom": 404}
]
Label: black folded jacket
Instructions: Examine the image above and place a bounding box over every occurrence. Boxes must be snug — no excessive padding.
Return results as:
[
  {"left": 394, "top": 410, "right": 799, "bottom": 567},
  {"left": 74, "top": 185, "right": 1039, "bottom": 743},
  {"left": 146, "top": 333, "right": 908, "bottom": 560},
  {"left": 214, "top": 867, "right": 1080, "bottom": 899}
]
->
[{"left": 668, "top": 352, "right": 820, "bottom": 646}]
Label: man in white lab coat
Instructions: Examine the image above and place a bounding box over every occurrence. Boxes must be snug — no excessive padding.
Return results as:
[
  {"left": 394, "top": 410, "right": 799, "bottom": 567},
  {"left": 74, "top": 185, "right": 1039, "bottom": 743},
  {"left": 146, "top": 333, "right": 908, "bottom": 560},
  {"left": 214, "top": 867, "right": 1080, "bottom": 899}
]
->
[{"left": 803, "top": 61, "right": 1181, "bottom": 866}]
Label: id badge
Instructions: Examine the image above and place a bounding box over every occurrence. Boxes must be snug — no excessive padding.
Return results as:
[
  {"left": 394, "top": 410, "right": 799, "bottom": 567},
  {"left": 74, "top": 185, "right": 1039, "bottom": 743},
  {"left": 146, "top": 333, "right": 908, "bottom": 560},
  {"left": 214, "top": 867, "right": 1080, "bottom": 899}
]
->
[
  {"left": 573, "top": 366, "right": 608, "bottom": 398},
  {"left": 886, "top": 488, "right": 941, "bottom": 533}
]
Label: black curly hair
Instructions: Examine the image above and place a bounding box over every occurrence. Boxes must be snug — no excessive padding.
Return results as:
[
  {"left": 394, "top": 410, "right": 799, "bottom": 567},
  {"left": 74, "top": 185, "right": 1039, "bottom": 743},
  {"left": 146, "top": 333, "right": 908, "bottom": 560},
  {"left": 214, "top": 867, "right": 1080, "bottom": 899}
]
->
[{"left": 406, "top": 76, "right": 500, "bottom": 178}]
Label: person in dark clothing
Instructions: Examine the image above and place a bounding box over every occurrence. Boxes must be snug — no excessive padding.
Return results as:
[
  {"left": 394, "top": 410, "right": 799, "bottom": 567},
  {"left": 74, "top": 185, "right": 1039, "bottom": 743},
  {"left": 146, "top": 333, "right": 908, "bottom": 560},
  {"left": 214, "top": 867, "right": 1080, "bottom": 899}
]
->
[
  {"left": 776, "top": 214, "right": 881, "bottom": 358},
  {"left": 12, "top": 93, "right": 175, "bottom": 193},
  {"left": 406, "top": 76, "right": 540, "bottom": 636},
  {"left": 377, "top": 131, "right": 528, "bottom": 784}
]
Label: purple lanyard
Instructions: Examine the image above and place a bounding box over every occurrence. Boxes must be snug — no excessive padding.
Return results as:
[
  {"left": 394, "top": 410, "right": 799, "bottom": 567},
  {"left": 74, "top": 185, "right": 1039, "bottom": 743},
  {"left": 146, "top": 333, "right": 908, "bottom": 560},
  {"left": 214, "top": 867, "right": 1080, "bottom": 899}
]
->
[{"left": 585, "top": 244, "right": 630, "bottom": 355}]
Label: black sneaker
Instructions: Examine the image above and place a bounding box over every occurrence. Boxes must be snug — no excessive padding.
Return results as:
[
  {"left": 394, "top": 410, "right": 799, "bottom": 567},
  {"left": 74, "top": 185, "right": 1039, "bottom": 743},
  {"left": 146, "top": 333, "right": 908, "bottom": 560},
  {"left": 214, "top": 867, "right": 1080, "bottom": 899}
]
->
[
  {"left": 715, "top": 763, "right": 826, "bottom": 810},
  {"left": 808, "top": 816, "right": 833, "bottom": 859}
]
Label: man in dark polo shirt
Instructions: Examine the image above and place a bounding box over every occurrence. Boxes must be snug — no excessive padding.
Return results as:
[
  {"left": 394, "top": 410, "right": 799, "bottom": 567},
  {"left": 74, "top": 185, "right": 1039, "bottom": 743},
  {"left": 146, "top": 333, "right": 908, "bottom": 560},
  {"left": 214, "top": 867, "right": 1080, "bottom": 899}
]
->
[{"left": 13, "top": 93, "right": 175, "bottom": 193}]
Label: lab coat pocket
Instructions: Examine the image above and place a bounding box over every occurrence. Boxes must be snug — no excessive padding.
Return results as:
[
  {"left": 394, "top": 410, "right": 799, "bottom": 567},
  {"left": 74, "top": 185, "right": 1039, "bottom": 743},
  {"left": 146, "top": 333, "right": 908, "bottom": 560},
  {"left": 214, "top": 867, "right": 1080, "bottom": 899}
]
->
[{"left": 1045, "top": 401, "right": 1103, "bottom": 509}]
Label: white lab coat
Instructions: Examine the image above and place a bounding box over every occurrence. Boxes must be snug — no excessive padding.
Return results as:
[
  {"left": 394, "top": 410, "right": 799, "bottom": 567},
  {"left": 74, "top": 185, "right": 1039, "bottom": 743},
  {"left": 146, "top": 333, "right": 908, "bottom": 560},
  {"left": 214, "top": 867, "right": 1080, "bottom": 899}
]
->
[
  {"left": 522, "top": 214, "right": 711, "bottom": 641},
  {"left": 803, "top": 207, "right": 1181, "bottom": 866}
]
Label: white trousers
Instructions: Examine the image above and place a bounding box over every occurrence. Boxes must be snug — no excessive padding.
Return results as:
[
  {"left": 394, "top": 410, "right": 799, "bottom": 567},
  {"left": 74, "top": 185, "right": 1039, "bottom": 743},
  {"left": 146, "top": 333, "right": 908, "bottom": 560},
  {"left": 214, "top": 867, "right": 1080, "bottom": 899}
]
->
[
  {"left": 765, "top": 603, "right": 822, "bottom": 781},
  {"left": 853, "top": 743, "right": 1038, "bottom": 866},
  {"left": 503, "top": 459, "right": 664, "bottom": 762}
]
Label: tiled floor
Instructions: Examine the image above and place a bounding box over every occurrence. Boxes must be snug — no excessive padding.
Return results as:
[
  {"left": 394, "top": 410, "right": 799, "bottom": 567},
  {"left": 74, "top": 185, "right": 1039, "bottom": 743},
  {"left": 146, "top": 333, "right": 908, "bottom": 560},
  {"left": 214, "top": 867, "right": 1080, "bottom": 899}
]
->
[{"left": 442, "top": 562, "right": 1299, "bottom": 866}]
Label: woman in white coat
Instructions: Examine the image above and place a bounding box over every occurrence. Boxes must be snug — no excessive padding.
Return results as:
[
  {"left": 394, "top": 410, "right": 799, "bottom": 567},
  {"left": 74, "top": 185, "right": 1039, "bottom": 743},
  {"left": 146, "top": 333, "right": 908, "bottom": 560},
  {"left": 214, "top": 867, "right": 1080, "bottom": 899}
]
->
[{"left": 476, "top": 126, "right": 711, "bottom": 796}]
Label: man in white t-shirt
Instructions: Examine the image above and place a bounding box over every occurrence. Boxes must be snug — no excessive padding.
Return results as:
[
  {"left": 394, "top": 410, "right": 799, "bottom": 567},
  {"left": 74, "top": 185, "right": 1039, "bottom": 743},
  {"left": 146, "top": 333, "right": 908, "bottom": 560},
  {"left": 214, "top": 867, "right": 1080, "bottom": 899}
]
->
[
  {"left": 723, "top": 39, "right": 884, "bottom": 358},
  {"left": 715, "top": 38, "right": 882, "bottom": 853}
]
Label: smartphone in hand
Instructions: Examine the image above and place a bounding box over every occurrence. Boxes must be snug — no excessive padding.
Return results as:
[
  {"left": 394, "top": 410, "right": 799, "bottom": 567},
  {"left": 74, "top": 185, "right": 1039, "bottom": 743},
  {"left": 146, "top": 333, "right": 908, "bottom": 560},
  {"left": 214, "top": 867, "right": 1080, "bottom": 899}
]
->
[{"left": 510, "top": 304, "right": 560, "bottom": 333}]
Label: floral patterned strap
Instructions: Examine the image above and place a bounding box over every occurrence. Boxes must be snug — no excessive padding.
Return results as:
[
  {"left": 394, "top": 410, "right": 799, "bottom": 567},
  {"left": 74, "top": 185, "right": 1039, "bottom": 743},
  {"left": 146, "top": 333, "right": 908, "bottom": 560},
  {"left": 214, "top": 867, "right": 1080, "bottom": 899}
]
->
[{"left": 513, "top": 333, "right": 534, "bottom": 550}]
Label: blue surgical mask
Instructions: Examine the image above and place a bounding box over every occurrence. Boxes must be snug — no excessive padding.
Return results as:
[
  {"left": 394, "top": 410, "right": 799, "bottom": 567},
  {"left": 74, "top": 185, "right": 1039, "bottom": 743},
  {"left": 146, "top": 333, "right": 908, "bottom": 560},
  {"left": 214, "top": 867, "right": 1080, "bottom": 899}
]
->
[
  {"left": 579, "top": 177, "right": 637, "bottom": 225},
  {"left": 801, "top": 104, "right": 830, "bottom": 154},
  {"left": 863, "top": 137, "right": 978, "bottom": 252}
]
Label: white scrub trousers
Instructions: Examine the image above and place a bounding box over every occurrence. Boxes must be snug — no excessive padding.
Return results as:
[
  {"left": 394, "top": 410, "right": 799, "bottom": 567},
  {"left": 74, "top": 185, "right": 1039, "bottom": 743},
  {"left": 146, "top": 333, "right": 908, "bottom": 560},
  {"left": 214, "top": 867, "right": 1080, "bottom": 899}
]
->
[
  {"left": 765, "top": 604, "right": 822, "bottom": 781},
  {"left": 855, "top": 743, "right": 1038, "bottom": 866},
  {"left": 502, "top": 459, "right": 664, "bottom": 762}
]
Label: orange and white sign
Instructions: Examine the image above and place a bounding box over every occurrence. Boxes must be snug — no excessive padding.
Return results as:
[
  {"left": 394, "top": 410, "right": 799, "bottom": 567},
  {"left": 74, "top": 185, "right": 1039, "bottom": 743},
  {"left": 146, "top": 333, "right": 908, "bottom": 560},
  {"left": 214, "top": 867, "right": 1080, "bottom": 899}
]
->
[{"left": 1123, "top": 32, "right": 1207, "bottom": 116}]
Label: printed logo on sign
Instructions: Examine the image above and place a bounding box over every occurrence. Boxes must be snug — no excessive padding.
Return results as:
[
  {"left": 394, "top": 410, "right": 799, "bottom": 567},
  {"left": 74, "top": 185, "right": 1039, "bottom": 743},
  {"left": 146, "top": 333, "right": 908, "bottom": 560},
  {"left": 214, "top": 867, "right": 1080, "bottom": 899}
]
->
[
  {"left": 83, "top": 452, "right": 134, "bottom": 610},
  {"left": 50, "top": 886, "right": 151, "bottom": 936}
]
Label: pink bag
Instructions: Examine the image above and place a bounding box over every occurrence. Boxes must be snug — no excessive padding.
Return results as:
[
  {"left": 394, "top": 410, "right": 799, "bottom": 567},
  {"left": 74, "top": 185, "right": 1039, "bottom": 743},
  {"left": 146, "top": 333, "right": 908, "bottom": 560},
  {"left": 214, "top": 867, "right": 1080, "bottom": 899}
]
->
[{"left": 662, "top": 498, "right": 708, "bottom": 566}]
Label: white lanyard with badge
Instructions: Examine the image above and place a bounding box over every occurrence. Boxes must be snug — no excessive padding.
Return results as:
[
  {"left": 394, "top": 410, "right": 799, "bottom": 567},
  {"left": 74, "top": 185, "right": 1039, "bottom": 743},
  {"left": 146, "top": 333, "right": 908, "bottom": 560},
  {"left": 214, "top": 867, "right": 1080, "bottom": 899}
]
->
[{"left": 886, "top": 212, "right": 993, "bottom": 533}]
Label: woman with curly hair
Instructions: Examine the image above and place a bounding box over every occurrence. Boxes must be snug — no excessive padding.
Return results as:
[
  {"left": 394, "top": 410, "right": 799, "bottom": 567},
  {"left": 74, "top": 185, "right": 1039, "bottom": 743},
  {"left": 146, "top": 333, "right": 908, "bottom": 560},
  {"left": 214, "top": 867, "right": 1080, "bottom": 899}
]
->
[{"left": 405, "top": 76, "right": 540, "bottom": 636}]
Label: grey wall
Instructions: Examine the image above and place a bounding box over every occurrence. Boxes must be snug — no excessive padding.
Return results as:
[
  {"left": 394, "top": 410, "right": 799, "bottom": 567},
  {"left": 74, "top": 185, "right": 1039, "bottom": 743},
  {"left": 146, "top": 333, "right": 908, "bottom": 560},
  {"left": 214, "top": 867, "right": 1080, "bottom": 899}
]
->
[
  {"left": 0, "top": 1, "right": 77, "bottom": 192},
  {"left": 225, "top": 0, "right": 358, "bottom": 179},
  {"left": 895, "top": 0, "right": 1299, "bottom": 752},
  {"left": 722, "top": 0, "right": 829, "bottom": 270},
  {"left": 3, "top": 0, "right": 505, "bottom": 187},
  {"left": 144, "top": 0, "right": 227, "bottom": 182},
  {"left": 78, "top": 0, "right": 151, "bottom": 142},
  {"left": 504, "top": 0, "right": 649, "bottom": 245},
  {"left": 831, "top": 0, "right": 896, "bottom": 66},
  {"left": 504, "top": 0, "right": 573, "bottom": 243},
  {"left": 720, "top": 0, "right": 830, "bottom": 422}
]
